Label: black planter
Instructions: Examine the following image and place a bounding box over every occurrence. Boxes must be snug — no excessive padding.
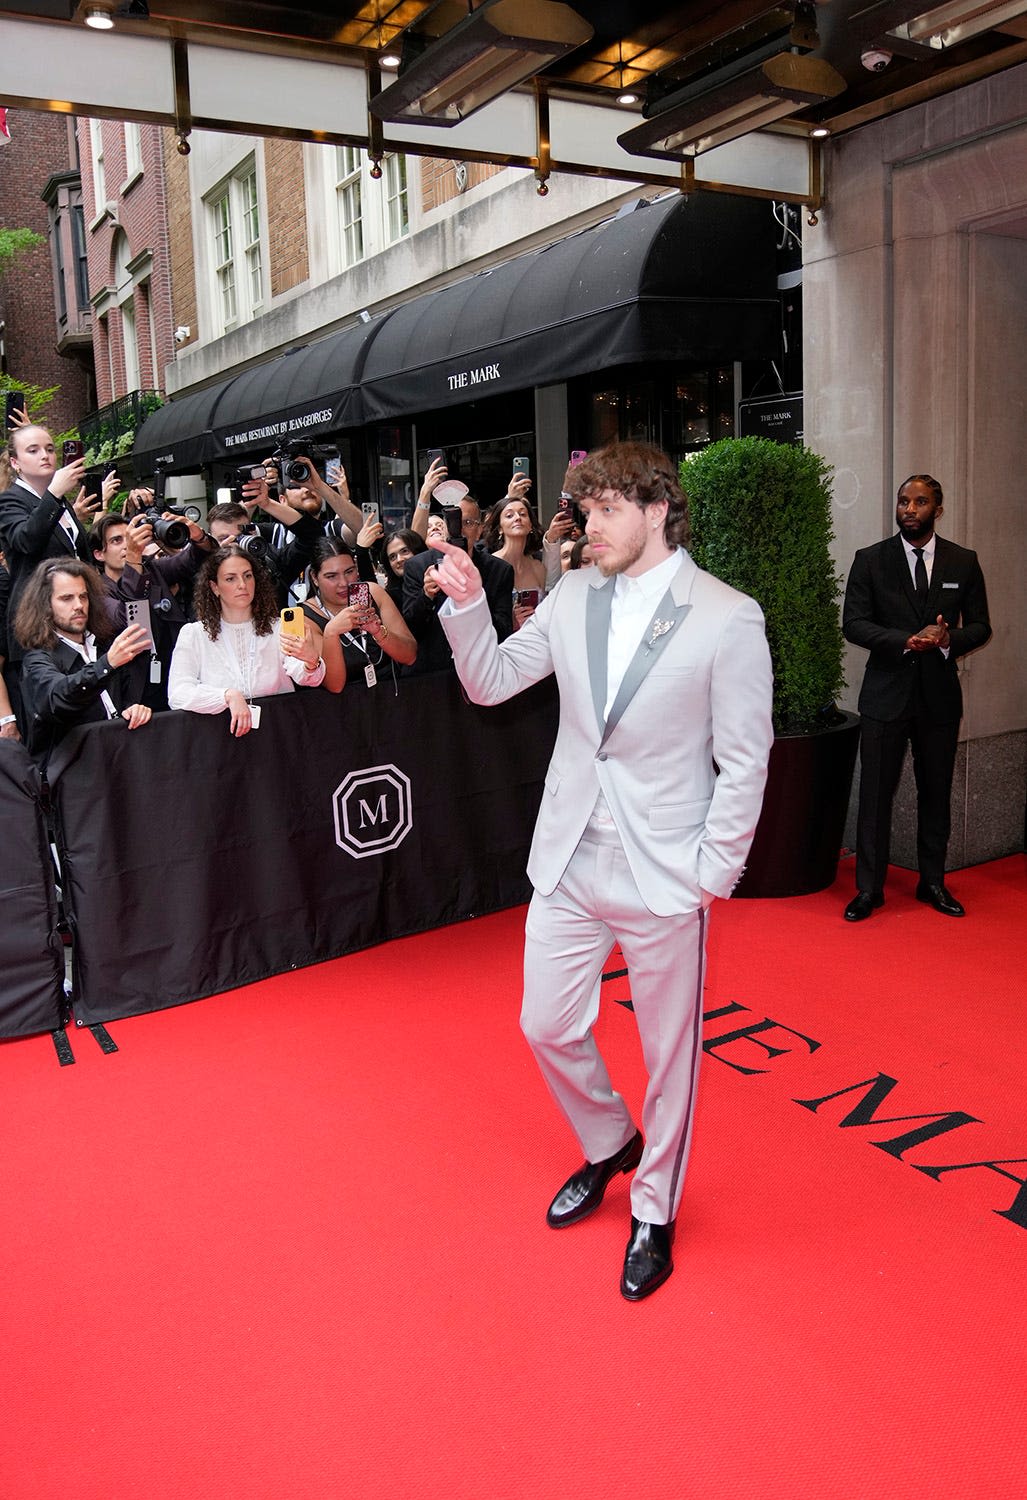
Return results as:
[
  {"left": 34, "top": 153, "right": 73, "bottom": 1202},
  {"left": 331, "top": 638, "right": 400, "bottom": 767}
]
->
[{"left": 734, "top": 711, "right": 860, "bottom": 899}]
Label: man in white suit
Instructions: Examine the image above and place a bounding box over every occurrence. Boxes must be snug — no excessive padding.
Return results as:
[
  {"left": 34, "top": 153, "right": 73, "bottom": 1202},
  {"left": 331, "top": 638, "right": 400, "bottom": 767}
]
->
[{"left": 436, "top": 442, "right": 773, "bottom": 1300}]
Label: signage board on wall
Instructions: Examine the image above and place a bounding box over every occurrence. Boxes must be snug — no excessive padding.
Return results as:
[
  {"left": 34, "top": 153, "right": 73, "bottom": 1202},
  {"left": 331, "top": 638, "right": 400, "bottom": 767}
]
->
[{"left": 738, "top": 394, "right": 804, "bottom": 445}]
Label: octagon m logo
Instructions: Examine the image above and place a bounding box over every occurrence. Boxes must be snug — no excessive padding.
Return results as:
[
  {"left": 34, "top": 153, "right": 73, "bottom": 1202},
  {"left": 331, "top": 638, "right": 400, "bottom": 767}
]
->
[{"left": 332, "top": 764, "right": 413, "bottom": 859}]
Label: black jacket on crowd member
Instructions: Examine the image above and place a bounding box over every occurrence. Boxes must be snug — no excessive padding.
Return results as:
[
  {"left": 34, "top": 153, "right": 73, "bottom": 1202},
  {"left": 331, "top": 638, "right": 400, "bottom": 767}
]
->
[
  {"left": 20, "top": 639, "right": 149, "bottom": 766},
  {"left": 0, "top": 483, "right": 95, "bottom": 664},
  {"left": 401, "top": 543, "right": 513, "bottom": 675},
  {"left": 255, "top": 512, "right": 326, "bottom": 607},
  {"left": 109, "top": 544, "right": 210, "bottom": 710},
  {"left": 0, "top": 559, "right": 10, "bottom": 662}
]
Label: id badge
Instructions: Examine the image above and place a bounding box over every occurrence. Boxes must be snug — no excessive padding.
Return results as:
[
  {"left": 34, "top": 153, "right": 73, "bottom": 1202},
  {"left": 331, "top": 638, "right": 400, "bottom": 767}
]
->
[
  {"left": 249, "top": 702, "right": 262, "bottom": 729},
  {"left": 364, "top": 663, "right": 377, "bottom": 688},
  {"left": 149, "top": 654, "right": 162, "bottom": 684}
]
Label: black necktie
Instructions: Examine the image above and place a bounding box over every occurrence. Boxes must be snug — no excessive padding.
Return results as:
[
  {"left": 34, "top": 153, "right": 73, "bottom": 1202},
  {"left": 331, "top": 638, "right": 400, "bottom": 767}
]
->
[{"left": 913, "top": 547, "right": 928, "bottom": 609}]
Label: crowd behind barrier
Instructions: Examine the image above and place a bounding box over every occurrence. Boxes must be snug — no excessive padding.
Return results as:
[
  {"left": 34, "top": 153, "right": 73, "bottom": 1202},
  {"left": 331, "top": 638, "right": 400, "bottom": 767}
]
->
[{"left": 0, "top": 672, "right": 559, "bottom": 1034}]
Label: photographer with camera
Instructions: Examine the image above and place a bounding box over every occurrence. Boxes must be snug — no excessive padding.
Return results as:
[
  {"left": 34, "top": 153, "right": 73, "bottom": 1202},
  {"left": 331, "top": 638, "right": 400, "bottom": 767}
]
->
[
  {"left": 90, "top": 496, "right": 215, "bottom": 710},
  {"left": 270, "top": 446, "right": 364, "bottom": 543}
]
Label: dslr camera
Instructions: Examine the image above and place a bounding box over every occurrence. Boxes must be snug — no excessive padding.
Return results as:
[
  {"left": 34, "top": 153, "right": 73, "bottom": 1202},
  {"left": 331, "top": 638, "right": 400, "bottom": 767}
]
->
[
  {"left": 272, "top": 440, "right": 336, "bottom": 487},
  {"left": 135, "top": 507, "right": 192, "bottom": 550},
  {"left": 232, "top": 524, "right": 269, "bottom": 561}
]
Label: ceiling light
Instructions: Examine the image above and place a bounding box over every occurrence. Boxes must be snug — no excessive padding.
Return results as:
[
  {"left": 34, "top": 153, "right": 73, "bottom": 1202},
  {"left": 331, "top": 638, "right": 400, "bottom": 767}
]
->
[
  {"left": 811, "top": 124, "right": 831, "bottom": 137},
  {"left": 617, "top": 91, "right": 640, "bottom": 106},
  {"left": 379, "top": 52, "right": 402, "bottom": 71},
  {"left": 369, "top": 0, "right": 593, "bottom": 127},
  {"left": 887, "top": 0, "right": 1027, "bottom": 49},
  {"left": 618, "top": 52, "right": 845, "bottom": 161},
  {"left": 83, "top": 2, "right": 115, "bottom": 28}
]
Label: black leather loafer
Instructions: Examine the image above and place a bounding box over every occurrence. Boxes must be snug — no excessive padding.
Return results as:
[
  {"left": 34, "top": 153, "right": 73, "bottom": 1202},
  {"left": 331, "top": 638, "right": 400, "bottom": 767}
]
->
[
  {"left": 620, "top": 1217, "right": 675, "bottom": 1301},
  {"left": 844, "top": 891, "right": 884, "bottom": 922},
  {"left": 546, "top": 1130, "right": 643, "bottom": 1228},
  {"left": 916, "top": 881, "right": 965, "bottom": 917}
]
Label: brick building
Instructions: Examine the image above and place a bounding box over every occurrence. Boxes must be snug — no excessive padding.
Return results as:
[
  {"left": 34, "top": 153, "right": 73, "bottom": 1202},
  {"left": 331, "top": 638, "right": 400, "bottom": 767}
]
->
[
  {"left": 0, "top": 108, "right": 92, "bottom": 435},
  {"left": 77, "top": 115, "right": 175, "bottom": 414}
]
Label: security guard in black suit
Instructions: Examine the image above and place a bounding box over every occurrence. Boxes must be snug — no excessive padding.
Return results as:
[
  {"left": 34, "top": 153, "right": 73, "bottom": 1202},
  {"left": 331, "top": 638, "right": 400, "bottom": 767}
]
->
[{"left": 842, "top": 474, "right": 991, "bottom": 921}]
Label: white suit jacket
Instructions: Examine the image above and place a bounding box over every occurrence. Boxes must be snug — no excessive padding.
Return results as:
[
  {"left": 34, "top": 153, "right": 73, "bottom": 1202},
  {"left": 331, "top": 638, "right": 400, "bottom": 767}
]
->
[{"left": 442, "top": 548, "right": 774, "bottom": 915}]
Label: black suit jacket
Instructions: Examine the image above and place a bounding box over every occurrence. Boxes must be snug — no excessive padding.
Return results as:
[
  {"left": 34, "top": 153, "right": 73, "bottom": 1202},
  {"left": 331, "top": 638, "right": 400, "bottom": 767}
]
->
[
  {"left": 0, "top": 483, "right": 94, "bottom": 663},
  {"left": 402, "top": 543, "right": 514, "bottom": 674},
  {"left": 842, "top": 532, "right": 991, "bottom": 723},
  {"left": 20, "top": 639, "right": 147, "bottom": 765}
]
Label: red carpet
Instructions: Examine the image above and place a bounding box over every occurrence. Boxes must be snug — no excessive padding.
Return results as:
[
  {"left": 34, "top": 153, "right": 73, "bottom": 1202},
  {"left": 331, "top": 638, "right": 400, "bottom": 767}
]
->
[{"left": 1, "top": 855, "right": 1024, "bottom": 1498}]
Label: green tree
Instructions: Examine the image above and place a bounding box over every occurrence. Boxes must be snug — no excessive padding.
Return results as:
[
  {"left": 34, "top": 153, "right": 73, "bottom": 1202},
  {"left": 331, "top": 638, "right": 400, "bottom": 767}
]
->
[{"left": 0, "top": 227, "right": 45, "bottom": 275}]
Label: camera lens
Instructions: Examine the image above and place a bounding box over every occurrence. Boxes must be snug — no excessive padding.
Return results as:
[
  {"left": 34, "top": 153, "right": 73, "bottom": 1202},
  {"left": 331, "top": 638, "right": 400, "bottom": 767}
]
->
[
  {"left": 235, "top": 532, "right": 269, "bottom": 560},
  {"left": 153, "top": 517, "right": 191, "bottom": 549}
]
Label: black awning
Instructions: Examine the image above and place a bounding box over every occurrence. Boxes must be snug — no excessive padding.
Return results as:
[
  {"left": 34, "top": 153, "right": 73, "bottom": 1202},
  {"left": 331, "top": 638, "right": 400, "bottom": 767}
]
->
[
  {"left": 133, "top": 319, "right": 379, "bottom": 476},
  {"left": 358, "top": 192, "right": 778, "bottom": 420},
  {"left": 131, "top": 383, "right": 225, "bottom": 472},
  {"left": 135, "top": 192, "right": 778, "bottom": 475},
  {"left": 205, "top": 319, "right": 377, "bottom": 464}
]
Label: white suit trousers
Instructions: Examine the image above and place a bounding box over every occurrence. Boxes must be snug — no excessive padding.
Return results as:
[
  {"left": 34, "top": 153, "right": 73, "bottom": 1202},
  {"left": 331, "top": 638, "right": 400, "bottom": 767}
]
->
[{"left": 521, "top": 827, "right": 707, "bottom": 1226}]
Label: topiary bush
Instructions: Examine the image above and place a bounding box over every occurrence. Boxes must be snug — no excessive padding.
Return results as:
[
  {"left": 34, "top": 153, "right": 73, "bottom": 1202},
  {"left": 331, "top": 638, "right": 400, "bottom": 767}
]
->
[{"left": 681, "top": 436, "right": 844, "bottom": 735}]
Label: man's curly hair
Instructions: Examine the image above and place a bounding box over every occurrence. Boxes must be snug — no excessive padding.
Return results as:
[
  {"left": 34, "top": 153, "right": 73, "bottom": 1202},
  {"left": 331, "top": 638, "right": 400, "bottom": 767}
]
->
[
  {"left": 194, "top": 545, "right": 278, "bottom": 641},
  {"left": 564, "top": 440, "right": 689, "bottom": 548}
]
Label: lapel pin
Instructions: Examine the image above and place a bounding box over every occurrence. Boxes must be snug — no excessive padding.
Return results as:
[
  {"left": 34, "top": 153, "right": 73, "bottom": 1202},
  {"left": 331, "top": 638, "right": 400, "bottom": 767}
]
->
[{"left": 646, "top": 618, "right": 674, "bottom": 651}]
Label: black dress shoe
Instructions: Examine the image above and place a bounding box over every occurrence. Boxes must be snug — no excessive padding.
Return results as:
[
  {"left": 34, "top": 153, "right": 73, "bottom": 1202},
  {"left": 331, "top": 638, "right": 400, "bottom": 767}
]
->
[
  {"left": 916, "top": 881, "right": 965, "bottom": 917},
  {"left": 844, "top": 891, "right": 884, "bottom": 922},
  {"left": 546, "top": 1130, "right": 643, "bottom": 1228},
  {"left": 620, "top": 1217, "right": 675, "bottom": 1302}
]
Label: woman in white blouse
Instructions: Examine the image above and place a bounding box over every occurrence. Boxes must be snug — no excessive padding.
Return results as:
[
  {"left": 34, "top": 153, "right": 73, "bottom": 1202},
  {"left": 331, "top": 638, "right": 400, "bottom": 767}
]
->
[{"left": 168, "top": 544, "right": 330, "bottom": 736}]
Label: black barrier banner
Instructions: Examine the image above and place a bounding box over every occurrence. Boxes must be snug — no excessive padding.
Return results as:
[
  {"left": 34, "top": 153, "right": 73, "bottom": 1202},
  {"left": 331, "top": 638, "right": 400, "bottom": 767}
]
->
[
  {"left": 48, "top": 672, "right": 558, "bottom": 1026},
  {"left": 0, "top": 742, "right": 66, "bottom": 1038}
]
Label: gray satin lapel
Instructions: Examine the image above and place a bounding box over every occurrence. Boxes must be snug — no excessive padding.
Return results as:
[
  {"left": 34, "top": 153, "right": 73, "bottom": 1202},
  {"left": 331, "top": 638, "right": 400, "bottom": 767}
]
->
[
  {"left": 586, "top": 577, "right": 614, "bottom": 735},
  {"left": 601, "top": 588, "right": 692, "bottom": 746}
]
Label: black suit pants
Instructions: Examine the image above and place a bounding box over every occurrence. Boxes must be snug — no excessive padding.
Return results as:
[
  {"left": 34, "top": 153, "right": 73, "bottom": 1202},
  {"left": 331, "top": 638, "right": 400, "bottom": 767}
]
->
[{"left": 855, "top": 695, "right": 959, "bottom": 892}]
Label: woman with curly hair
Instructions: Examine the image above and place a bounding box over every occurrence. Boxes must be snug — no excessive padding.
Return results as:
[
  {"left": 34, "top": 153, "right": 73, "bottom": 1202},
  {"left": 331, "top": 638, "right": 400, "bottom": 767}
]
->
[
  {"left": 482, "top": 492, "right": 547, "bottom": 630},
  {"left": 168, "top": 544, "right": 328, "bottom": 736}
]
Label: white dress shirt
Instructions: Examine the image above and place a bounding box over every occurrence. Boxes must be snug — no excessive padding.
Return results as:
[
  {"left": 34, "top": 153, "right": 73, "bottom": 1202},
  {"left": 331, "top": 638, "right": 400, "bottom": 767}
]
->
[
  {"left": 605, "top": 549, "right": 683, "bottom": 720},
  {"left": 55, "top": 631, "right": 119, "bottom": 718},
  {"left": 168, "top": 618, "right": 325, "bottom": 713}
]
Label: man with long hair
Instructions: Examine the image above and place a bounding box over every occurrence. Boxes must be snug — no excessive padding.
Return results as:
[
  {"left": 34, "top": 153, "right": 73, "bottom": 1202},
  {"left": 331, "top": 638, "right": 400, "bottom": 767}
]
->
[
  {"left": 432, "top": 440, "right": 773, "bottom": 1301},
  {"left": 13, "top": 557, "right": 152, "bottom": 763}
]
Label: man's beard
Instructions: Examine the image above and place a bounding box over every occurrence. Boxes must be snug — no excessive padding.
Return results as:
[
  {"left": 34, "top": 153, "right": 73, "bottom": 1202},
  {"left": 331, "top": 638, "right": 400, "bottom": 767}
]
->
[{"left": 595, "top": 521, "right": 648, "bottom": 577}]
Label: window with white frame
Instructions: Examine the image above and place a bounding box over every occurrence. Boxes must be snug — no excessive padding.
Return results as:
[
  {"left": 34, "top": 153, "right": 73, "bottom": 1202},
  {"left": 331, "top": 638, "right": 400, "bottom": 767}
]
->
[
  {"left": 383, "top": 153, "right": 409, "bottom": 244},
  {"left": 334, "top": 146, "right": 364, "bottom": 268},
  {"left": 325, "top": 146, "right": 410, "bottom": 275},
  {"left": 123, "top": 121, "right": 142, "bottom": 183},
  {"left": 88, "top": 119, "right": 106, "bottom": 219},
  {"left": 207, "top": 161, "right": 264, "bottom": 335}
]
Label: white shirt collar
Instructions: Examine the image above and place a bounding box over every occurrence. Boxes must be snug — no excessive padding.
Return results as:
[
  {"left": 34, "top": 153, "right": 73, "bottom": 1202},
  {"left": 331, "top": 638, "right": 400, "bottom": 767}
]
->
[
  {"left": 613, "top": 547, "right": 682, "bottom": 601},
  {"left": 902, "top": 532, "right": 936, "bottom": 561},
  {"left": 56, "top": 631, "right": 97, "bottom": 660}
]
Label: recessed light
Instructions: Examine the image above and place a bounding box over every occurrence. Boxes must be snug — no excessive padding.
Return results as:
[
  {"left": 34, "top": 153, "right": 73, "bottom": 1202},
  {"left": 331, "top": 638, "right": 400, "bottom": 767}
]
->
[
  {"left": 617, "top": 91, "right": 640, "bottom": 106},
  {"left": 84, "top": 3, "right": 115, "bottom": 29}
]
